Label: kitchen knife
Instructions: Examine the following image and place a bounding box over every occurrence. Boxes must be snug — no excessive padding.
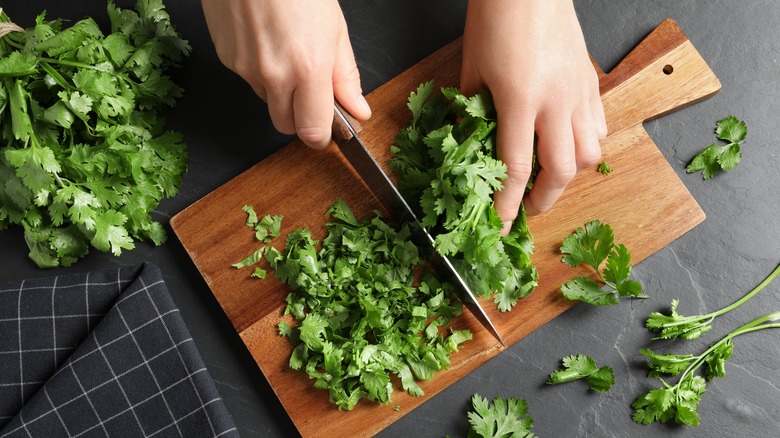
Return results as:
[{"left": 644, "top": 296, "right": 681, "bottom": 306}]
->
[{"left": 331, "top": 102, "right": 506, "bottom": 347}]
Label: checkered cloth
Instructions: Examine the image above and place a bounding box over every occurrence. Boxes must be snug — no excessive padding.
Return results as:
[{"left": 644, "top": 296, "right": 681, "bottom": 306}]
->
[{"left": 0, "top": 263, "right": 238, "bottom": 438}]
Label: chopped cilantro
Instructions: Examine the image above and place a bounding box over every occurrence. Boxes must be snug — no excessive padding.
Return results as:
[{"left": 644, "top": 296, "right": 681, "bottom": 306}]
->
[
  {"left": 390, "top": 82, "right": 538, "bottom": 312},
  {"left": 559, "top": 220, "right": 646, "bottom": 305},
  {"left": 598, "top": 161, "right": 613, "bottom": 176},
  {"left": 687, "top": 116, "right": 747, "bottom": 180},
  {"left": 0, "top": 1, "right": 190, "bottom": 267},
  {"left": 237, "top": 200, "right": 472, "bottom": 410},
  {"left": 546, "top": 354, "right": 615, "bottom": 392}
]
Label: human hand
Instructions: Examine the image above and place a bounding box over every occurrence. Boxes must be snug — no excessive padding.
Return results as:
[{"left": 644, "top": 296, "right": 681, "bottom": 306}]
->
[
  {"left": 461, "top": 0, "right": 607, "bottom": 235},
  {"left": 201, "top": 0, "right": 372, "bottom": 149}
]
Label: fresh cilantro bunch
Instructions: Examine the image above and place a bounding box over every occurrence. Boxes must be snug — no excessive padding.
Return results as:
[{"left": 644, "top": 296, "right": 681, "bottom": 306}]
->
[
  {"left": 633, "top": 311, "right": 780, "bottom": 426},
  {"left": 0, "top": 0, "right": 190, "bottom": 267},
  {"left": 686, "top": 116, "right": 747, "bottom": 180},
  {"left": 390, "top": 81, "right": 538, "bottom": 312},
  {"left": 259, "top": 200, "right": 471, "bottom": 410},
  {"left": 559, "top": 220, "right": 645, "bottom": 305},
  {"left": 464, "top": 394, "right": 536, "bottom": 438},
  {"left": 546, "top": 354, "right": 615, "bottom": 392}
]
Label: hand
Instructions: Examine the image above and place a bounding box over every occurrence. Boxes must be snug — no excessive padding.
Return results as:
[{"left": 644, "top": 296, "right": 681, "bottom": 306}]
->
[
  {"left": 461, "top": 0, "right": 607, "bottom": 234},
  {"left": 201, "top": 0, "right": 372, "bottom": 149}
]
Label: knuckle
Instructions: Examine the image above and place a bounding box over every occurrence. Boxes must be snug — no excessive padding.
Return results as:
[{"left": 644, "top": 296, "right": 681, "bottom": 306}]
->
[
  {"left": 297, "top": 126, "right": 332, "bottom": 149},
  {"left": 503, "top": 161, "right": 534, "bottom": 186},
  {"left": 546, "top": 161, "right": 578, "bottom": 187},
  {"left": 578, "top": 146, "right": 602, "bottom": 168}
]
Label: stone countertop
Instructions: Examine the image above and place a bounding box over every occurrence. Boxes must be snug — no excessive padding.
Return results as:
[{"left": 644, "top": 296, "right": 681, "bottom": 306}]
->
[{"left": 1, "top": 1, "right": 778, "bottom": 437}]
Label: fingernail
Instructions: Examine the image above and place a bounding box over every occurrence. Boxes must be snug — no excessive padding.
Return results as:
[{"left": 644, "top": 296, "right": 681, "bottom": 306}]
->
[{"left": 358, "top": 95, "right": 372, "bottom": 118}]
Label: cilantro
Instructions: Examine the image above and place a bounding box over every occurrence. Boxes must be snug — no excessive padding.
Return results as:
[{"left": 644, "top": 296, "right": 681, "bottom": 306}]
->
[
  {"left": 390, "top": 82, "right": 538, "bottom": 312},
  {"left": 646, "top": 262, "right": 780, "bottom": 340},
  {"left": 0, "top": 1, "right": 190, "bottom": 267},
  {"left": 597, "top": 161, "right": 613, "bottom": 176},
  {"left": 559, "top": 220, "right": 646, "bottom": 305},
  {"left": 465, "top": 394, "right": 536, "bottom": 438},
  {"left": 546, "top": 354, "right": 615, "bottom": 392},
  {"left": 237, "top": 200, "right": 472, "bottom": 410},
  {"left": 633, "top": 311, "right": 780, "bottom": 426},
  {"left": 686, "top": 116, "right": 747, "bottom": 180}
]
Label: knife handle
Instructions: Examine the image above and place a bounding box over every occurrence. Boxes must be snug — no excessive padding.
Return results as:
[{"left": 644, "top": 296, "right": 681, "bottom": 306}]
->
[{"left": 332, "top": 101, "right": 363, "bottom": 144}]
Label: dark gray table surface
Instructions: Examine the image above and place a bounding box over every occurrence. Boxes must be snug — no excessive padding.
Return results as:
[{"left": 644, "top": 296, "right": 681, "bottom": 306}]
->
[{"left": 1, "top": 1, "right": 778, "bottom": 437}]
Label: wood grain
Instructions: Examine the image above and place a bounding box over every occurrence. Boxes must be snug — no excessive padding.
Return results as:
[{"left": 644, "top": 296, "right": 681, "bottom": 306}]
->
[{"left": 171, "top": 18, "right": 720, "bottom": 438}]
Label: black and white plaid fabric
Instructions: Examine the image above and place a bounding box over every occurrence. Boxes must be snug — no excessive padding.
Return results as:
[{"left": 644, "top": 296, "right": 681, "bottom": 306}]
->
[{"left": 0, "top": 263, "right": 238, "bottom": 438}]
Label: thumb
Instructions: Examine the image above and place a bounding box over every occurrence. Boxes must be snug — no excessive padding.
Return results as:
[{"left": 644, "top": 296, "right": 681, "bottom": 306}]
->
[{"left": 333, "top": 29, "right": 371, "bottom": 121}]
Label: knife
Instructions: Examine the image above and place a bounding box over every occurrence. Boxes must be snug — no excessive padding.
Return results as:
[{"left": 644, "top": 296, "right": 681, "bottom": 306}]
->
[{"left": 331, "top": 102, "right": 506, "bottom": 347}]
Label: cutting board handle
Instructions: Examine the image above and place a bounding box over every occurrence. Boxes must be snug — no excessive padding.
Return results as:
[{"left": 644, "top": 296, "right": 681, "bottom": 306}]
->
[{"left": 597, "top": 18, "right": 721, "bottom": 134}]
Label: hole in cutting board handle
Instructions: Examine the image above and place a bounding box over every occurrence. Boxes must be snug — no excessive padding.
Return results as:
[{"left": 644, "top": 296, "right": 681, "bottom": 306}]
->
[{"left": 663, "top": 64, "right": 674, "bottom": 75}]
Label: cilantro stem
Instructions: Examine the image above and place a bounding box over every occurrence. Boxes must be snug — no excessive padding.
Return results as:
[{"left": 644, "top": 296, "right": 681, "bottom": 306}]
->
[
  {"left": 672, "top": 311, "right": 780, "bottom": 403},
  {"left": 39, "top": 61, "right": 72, "bottom": 91},
  {"left": 680, "top": 263, "right": 779, "bottom": 327},
  {"left": 709, "top": 263, "right": 780, "bottom": 318}
]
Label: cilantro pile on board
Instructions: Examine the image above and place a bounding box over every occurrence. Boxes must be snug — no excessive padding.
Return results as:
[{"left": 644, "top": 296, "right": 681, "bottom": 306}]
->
[
  {"left": 389, "top": 81, "right": 538, "bottom": 312},
  {"left": 236, "top": 201, "right": 472, "bottom": 411},
  {"left": 0, "top": 0, "right": 190, "bottom": 267}
]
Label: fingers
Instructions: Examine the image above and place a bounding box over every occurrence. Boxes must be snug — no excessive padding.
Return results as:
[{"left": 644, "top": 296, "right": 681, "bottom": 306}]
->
[
  {"left": 492, "top": 99, "right": 536, "bottom": 236},
  {"left": 333, "top": 29, "right": 371, "bottom": 122},
  {"left": 496, "top": 93, "right": 603, "bottom": 234},
  {"left": 523, "top": 109, "right": 577, "bottom": 217}
]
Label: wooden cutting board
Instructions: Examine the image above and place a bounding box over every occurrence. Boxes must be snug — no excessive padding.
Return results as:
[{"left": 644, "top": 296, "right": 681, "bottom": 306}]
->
[{"left": 171, "top": 18, "right": 719, "bottom": 438}]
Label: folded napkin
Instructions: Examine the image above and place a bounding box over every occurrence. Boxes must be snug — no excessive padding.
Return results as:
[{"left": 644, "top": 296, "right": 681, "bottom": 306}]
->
[{"left": 0, "top": 263, "right": 238, "bottom": 437}]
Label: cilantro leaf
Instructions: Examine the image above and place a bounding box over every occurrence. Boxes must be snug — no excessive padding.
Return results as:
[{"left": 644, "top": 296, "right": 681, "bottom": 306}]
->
[
  {"left": 560, "top": 220, "right": 614, "bottom": 271},
  {"left": 687, "top": 116, "right": 747, "bottom": 180},
  {"left": 546, "top": 354, "right": 615, "bottom": 392},
  {"left": 559, "top": 221, "right": 645, "bottom": 305},
  {"left": 466, "top": 394, "right": 536, "bottom": 438}
]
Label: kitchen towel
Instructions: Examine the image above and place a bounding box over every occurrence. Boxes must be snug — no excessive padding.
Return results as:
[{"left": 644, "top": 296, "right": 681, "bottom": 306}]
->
[{"left": 0, "top": 262, "right": 239, "bottom": 437}]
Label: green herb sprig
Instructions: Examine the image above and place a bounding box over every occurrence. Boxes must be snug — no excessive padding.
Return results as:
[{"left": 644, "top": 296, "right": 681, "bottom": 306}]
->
[
  {"left": 546, "top": 354, "right": 615, "bottom": 392},
  {"left": 559, "top": 220, "right": 645, "bottom": 305},
  {"left": 633, "top": 311, "right": 780, "bottom": 426},
  {"left": 646, "top": 262, "right": 780, "bottom": 340},
  {"left": 687, "top": 116, "right": 747, "bottom": 180}
]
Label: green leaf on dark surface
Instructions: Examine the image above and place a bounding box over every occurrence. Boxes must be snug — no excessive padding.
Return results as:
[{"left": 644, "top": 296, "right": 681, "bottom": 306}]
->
[{"left": 687, "top": 116, "right": 747, "bottom": 180}]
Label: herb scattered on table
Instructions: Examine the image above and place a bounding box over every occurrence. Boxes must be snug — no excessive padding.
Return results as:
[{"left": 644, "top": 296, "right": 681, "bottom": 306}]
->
[
  {"left": 559, "top": 220, "right": 645, "bottom": 305},
  {"left": 546, "top": 354, "right": 615, "bottom": 392},
  {"left": 632, "top": 311, "right": 780, "bottom": 426},
  {"left": 389, "top": 81, "right": 538, "bottom": 312},
  {"left": 0, "top": 0, "right": 190, "bottom": 267},
  {"left": 686, "top": 116, "right": 747, "bottom": 180},
  {"left": 646, "top": 262, "right": 780, "bottom": 340},
  {"left": 236, "top": 200, "right": 472, "bottom": 410},
  {"left": 463, "top": 393, "right": 536, "bottom": 438},
  {"left": 598, "top": 161, "right": 613, "bottom": 176}
]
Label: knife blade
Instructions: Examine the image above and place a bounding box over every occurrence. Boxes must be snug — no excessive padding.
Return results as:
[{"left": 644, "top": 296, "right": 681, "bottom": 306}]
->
[{"left": 331, "top": 102, "right": 505, "bottom": 347}]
